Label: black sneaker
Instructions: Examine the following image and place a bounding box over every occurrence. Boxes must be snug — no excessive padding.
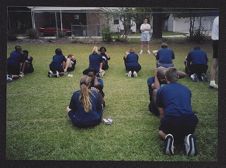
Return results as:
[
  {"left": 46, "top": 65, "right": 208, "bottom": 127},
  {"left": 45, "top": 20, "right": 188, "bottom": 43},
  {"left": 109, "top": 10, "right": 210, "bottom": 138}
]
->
[
  {"left": 164, "top": 134, "right": 174, "bottom": 155},
  {"left": 190, "top": 73, "right": 199, "bottom": 82},
  {"left": 184, "top": 134, "right": 198, "bottom": 156}
]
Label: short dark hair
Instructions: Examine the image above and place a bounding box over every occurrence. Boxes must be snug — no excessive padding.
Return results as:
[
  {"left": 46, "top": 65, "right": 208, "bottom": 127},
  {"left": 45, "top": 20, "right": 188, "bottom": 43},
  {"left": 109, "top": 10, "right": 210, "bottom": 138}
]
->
[
  {"left": 165, "top": 67, "right": 178, "bottom": 83},
  {"left": 99, "top": 47, "right": 106, "bottom": 52},
  {"left": 23, "top": 50, "right": 28, "bottom": 55},
  {"left": 161, "top": 43, "right": 168, "bottom": 48},
  {"left": 55, "top": 48, "right": 62, "bottom": 55},
  {"left": 15, "top": 45, "right": 22, "bottom": 51}
]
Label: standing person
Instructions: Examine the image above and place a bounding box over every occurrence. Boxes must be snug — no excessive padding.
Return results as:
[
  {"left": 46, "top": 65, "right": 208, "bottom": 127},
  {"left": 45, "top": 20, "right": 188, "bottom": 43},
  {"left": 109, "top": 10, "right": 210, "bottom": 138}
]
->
[
  {"left": 88, "top": 46, "right": 104, "bottom": 77},
  {"left": 123, "top": 48, "right": 141, "bottom": 77},
  {"left": 155, "top": 43, "right": 175, "bottom": 68},
  {"left": 66, "top": 75, "right": 103, "bottom": 128},
  {"left": 7, "top": 45, "right": 25, "bottom": 78},
  {"left": 21, "top": 50, "right": 34, "bottom": 74},
  {"left": 99, "top": 47, "right": 110, "bottom": 70},
  {"left": 156, "top": 68, "right": 198, "bottom": 156},
  {"left": 48, "top": 48, "right": 67, "bottom": 77},
  {"left": 184, "top": 47, "right": 208, "bottom": 82},
  {"left": 209, "top": 16, "right": 219, "bottom": 89},
  {"left": 139, "top": 18, "right": 152, "bottom": 55}
]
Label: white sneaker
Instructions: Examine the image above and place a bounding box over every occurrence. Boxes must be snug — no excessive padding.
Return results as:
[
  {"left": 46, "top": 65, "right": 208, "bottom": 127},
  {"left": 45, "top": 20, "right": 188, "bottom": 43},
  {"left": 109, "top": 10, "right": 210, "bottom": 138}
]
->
[
  {"left": 209, "top": 81, "right": 218, "bottom": 89},
  {"left": 128, "top": 71, "right": 132, "bottom": 77},
  {"left": 56, "top": 71, "right": 60, "bottom": 78},
  {"left": 139, "top": 50, "right": 143, "bottom": 55},
  {"left": 147, "top": 50, "right": 151, "bottom": 55},
  {"left": 133, "top": 71, "right": 137, "bottom": 77}
]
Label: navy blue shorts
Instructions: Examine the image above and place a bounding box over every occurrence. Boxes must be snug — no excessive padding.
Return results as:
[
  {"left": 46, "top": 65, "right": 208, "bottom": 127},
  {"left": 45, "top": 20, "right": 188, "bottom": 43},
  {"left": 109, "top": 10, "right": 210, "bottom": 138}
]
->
[{"left": 159, "top": 114, "right": 198, "bottom": 143}]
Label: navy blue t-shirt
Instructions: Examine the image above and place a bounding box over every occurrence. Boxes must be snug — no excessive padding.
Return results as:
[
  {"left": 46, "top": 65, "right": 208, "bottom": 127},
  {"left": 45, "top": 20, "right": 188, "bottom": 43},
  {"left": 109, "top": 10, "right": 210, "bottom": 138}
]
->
[
  {"left": 156, "top": 82, "right": 193, "bottom": 117},
  {"left": 89, "top": 53, "right": 103, "bottom": 72},
  {"left": 7, "top": 51, "right": 24, "bottom": 65},
  {"left": 69, "top": 90, "right": 103, "bottom": 125},
  {"left": 186, "top": 48, "right": 208, "bottom": 65},
  {"left": 125, "top": 52, "right": 139, "bottom": 66},
  {"left": 156, "top": 48, "right": 175, "bottom": 64},
  {"left": 51, "top": 54, "right": 66, "bottom": 69}
]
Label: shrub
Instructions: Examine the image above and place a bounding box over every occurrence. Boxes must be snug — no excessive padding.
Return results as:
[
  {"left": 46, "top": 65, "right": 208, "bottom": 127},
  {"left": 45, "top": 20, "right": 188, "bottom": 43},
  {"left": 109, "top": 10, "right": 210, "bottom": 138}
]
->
[
  {"left": 188, "top": 29, "right": 208, "bottom": 43},
  {"left": 101, "top": 27, "right": 113, "bottom": 42}
]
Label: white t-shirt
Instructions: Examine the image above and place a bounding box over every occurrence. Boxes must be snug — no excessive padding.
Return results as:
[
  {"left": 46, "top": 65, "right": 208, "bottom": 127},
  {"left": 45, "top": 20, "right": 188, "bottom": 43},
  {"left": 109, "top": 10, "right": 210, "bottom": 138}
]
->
[
  {"left": 211, "top": 16, "right": 219, "bottom": 40},
  {"left": 140, "top": 23, "right": 151, "bottom": 33}
]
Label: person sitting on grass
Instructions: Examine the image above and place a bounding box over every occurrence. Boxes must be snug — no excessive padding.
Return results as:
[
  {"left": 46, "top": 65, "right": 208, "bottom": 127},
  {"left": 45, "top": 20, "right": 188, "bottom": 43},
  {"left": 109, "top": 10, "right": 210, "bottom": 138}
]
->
[
  {"left": 156, "top": 68, "right": 198, "bottom": 156},
  {"left": 88, "top": 46, "right": 105, "bottom": 77},
  {"left": 147, "top": 66, "right": 186, "bottom": 116},
  {"left": 123, "top": 48, "right": 141, "bottom": 77},
  {"left": 64, "top": 54, "right": 76, "bottom": 72},
  {"left": 155, "top": 43, "right": 175, "bottom": 68},
  {"left": 21, "top": 50, "right": 34, "bottom": 75},
  {"left": 66, "top": 75, "right": 103, "bottom": 128},
  {"left": 7, "top": 45, "right": 25, "bottom": 80},
  {"left": 48, "top": 48, "right": 67, "bottom": 77},
  {"left": 83, "top": 68, "right": 105, "bottom": 107},
  {"left": 184, "top": 46, "right": 208, "bottom": 82},
  {"left": 99, "top": 46, "right": 110, "bottom": 70}
]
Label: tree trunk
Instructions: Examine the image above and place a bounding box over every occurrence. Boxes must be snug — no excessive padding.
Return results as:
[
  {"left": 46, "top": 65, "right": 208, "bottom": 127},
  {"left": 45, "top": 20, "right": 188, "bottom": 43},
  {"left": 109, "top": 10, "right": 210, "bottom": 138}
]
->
[{"left": 152, "top": 11, "right": 163, "bottom": 39}]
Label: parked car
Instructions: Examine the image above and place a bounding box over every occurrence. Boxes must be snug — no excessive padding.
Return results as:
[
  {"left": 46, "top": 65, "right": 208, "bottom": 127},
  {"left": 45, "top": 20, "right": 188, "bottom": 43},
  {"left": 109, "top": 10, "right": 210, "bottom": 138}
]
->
[{"left": 38, "top": 26, "right": 71, "bottom": 36}]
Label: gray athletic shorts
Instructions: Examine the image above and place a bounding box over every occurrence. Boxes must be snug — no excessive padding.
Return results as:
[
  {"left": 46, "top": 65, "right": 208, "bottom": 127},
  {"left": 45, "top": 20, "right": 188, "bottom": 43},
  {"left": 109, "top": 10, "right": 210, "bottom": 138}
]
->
[{"left": 141, "top": 32, "right": 151, "bottom": 42}]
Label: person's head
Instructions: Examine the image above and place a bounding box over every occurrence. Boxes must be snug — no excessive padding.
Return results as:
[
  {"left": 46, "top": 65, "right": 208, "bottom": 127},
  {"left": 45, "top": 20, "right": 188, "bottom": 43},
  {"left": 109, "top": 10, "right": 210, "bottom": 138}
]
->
[
  {"left": 83, "top": 68, "right": 97, "bottom": 81},
  {"left": 23, "top": 50, "right": 28, "bottom": 56},
  {"left": 15, "top": 45, "right": 22, "bottom": 52},
  {"left": 161, "top": 43, "right": 168, "bottom": 48},
  {"left": 157, "top": 67, "right": 167, "bottom": 82},
  {"left": 129, "top": 48, "right": 135, "bottom": 53},
  {"left": 165, "top": 67, "right": 178, "bottom": 83},
  {"left": 92, "top": 46, "right": 99, "bottom": 54},
  {"left": 55, "top": 48, "right": 63, "bottom": 55},
  {"left": 67, "top": 54, "right": 75, "bottom": 60},
  {"left": 99, "top": 47, "right": 107, "bottom": 53},
  {"left": 144, "top": 18, "right": 148, "bottom": 24},
  {"left": 79, "top": 75, "right": 93, "bottom": 112}
]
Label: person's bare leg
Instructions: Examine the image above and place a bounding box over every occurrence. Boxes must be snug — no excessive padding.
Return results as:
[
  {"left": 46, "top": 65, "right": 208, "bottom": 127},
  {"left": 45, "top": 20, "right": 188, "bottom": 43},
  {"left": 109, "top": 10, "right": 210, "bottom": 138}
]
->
[
  {"left": 159, "top": 130, "right": 167, "bottom": 140},
  {"left": 147, "top": 41, "right": 151, "bottom": 54},
  {"left": 209, "top": 58, "right": 218, "bottom": 88},
  {"left": 140, "top": 42, "right": 144, "bottom": 54},
  {"left": 64, "top": 59, "right": 70, "bottom": 72}
]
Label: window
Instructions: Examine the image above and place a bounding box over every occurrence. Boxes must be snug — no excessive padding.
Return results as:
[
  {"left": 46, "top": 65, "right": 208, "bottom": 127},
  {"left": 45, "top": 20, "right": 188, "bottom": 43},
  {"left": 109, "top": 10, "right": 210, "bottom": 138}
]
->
[{"left": 114, "top": 19, "right": 119, "bottom": 25}]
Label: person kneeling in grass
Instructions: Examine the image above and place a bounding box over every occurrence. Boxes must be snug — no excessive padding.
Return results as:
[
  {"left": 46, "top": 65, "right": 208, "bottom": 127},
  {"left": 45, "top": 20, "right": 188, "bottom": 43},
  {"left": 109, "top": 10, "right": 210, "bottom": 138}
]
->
[
  {"left": 48, "top": 48, "right": 67, "bottom": 77},
  {"left": 66, "top": 75, "right": 103, "bottom": 128},
  {"left": 147, "top": 66, "right": 186, "bottom": 116},
  {"left": 123, "top": 48, "right": 141, "bottom": 77},
  {"left": 155, "top": 43, "right": 175, "bottom": 68},
  {"left": 184, "top": 46, "right": 208, "bottom": 82},
  {"left": 64, "top": 54, "right": 76, "bottom": 72},
  {"left": 156, "top": 68, "right": 198, "bottom": 156}
]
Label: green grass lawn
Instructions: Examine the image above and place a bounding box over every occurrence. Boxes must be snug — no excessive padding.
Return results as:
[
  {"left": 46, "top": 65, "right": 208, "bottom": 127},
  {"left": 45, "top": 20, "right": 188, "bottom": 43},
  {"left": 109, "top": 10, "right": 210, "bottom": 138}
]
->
[{"left": 6, "top": 40, "right": 218, "bottom": 161}]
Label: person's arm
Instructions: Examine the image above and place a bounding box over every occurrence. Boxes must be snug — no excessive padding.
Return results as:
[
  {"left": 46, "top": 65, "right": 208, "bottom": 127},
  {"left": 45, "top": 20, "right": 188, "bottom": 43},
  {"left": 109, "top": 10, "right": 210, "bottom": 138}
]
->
[
  {"left": 105, "top": 53, "right": 110, "bottom": 60},
  {"left": 68, "top": 93, "right": 77, "bottom": 112},
  {"left": 153, "top": 69, "right": 161, "bottom": 89},
  {"left": 177, "top": 70, "right": 187, "bottom": 79},
  {"left": 158, "top": 108, "right": 164, "bottom": 119}
]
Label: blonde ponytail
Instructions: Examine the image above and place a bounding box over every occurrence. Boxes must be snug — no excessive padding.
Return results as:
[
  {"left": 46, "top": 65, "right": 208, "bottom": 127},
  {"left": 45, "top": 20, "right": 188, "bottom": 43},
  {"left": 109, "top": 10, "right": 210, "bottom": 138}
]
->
[{"left": 79, "top": 76, "right": 92, "bottom": 112}]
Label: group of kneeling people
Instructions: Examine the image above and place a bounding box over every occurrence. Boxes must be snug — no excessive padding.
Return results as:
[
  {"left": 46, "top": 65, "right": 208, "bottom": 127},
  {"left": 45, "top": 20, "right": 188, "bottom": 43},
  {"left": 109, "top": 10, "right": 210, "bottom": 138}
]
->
[{"left": 8, "top": 44, "right": 208, "bottom": 156}]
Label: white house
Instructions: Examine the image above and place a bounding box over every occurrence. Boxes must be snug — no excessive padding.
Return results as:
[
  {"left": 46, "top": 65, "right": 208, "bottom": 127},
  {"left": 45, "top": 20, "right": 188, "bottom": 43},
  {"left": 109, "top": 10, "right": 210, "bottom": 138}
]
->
[{"left": 166, "top": 14, "right": 217, "bottom": 36}]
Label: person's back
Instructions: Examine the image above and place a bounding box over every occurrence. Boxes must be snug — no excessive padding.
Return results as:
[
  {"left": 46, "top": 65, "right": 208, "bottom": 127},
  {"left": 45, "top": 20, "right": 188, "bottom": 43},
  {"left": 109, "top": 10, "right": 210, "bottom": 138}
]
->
[
  {"left": 126, "top": 52, "right": 139, "bottom": 64},
  {"left": 52, "top": 54, "right": 66, "bottom": 68},
  {"left": 89, "top": 53, "right": 102, "bottom": 72},
  {"left": 157, "top": 82, "right": 192, "bottom": 117},
  {"left": 157, "top": 48, "right": 174, "bottom": 64},
  {"left": 67, "top": 75, "right": 103, "bottom": 128},
  {"left": 69, "top": 90, "right": 102, "bottom": 125},
  {"left": 187, "top": 48, "right": 208, "bottom": 65},
  {"left": 7, "top": 49, "right": 24, "bottom": 65}
]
